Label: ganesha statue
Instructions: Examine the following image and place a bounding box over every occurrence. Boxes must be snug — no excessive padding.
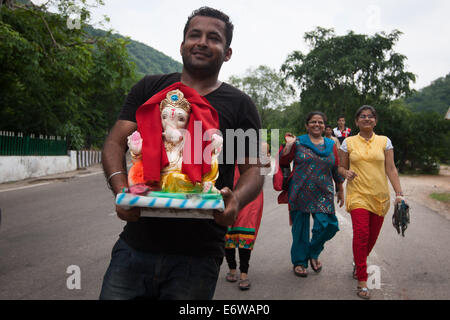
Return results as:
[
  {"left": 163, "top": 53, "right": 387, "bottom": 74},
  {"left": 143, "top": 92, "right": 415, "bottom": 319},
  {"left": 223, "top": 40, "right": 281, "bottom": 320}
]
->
[{"left": 115, "top": 84, "right": 224, "bottom": 217}]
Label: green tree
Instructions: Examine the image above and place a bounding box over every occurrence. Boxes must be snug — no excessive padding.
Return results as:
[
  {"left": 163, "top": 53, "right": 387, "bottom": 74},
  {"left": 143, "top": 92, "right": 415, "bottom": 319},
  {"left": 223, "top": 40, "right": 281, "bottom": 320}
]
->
[
  {"left": 228, "top": 65, "right": 293, "bottom": 128},
  {"left": 85, "top": 25, "right": 183, "bottom": 78},
  {"left": 0, "top": 0, "right": 137, "bottom": 149},
  {"left": 263, "top": 101, "right": 305, "bottom": 145},
  {"left": 281, "top": 27, "right": 416, "bottom": 122}
]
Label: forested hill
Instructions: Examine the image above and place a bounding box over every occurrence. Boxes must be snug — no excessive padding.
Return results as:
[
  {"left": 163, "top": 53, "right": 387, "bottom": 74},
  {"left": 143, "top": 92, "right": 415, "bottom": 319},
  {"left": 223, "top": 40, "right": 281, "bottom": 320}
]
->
[
  {"left": 85, "top": 26, "right": 182, "bottom": 77},
  {"left": 406, "top": 73, "right": 450, "bottom": 116}
]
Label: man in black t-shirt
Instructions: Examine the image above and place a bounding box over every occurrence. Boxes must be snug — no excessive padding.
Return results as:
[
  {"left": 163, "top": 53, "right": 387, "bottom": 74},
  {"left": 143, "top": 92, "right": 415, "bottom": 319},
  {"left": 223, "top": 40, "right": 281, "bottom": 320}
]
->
[{"left": 99, "top": 7, "right": 264, "bottom": 300}]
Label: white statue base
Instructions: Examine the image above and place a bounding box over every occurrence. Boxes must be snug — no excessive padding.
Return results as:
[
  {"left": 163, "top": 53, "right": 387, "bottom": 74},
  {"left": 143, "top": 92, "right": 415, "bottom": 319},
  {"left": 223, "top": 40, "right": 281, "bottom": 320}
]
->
[{"left": 115, "top": 192, "right": 224, "bottom": 219}]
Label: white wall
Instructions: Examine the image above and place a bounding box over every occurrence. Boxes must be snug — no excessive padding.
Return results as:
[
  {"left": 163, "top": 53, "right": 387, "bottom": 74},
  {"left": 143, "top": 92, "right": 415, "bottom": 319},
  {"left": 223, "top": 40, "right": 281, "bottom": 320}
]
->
[{"left": 0, "top": 151, "right": 78, "bottom": 184}]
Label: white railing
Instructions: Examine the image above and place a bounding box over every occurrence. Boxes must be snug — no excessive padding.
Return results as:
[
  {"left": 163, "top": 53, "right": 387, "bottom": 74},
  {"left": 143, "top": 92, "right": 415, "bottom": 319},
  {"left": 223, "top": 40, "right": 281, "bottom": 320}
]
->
[{"left": 76, "top": 150, "right": 102, "bottom": 169}]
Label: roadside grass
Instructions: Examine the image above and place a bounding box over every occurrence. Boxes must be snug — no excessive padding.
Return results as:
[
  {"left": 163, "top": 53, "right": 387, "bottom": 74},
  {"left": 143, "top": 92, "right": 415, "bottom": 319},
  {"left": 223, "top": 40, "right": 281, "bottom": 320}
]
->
[{"left": 429, "top": 192, "right": 450, "bottom": 203}]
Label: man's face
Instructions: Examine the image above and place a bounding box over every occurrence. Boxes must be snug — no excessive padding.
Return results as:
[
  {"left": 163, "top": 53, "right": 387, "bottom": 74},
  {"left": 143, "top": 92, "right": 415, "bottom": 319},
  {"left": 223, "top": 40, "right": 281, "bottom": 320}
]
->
[
  {"left": 180, "top": 16, "right": 232, "bottom": 77},
  {"left": 337, "top": 117, "right": 346, "bottom": 128}
]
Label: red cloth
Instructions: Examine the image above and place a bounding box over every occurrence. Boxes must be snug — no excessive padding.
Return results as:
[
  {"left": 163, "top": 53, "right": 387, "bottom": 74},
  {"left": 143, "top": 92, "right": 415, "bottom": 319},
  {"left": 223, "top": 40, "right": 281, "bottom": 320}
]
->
[
  {"left": 276, "top": 145, "right": 294, "bottom": 204},
  {"left": 231, "top": 164, "right": 264, "bottom": 238},
  {"left": 332, "top": 143, "right": 339, "bottom": 167},
  {"left": 350, "top": 208, "right": 384, "bottom": 281},
  {"left": 273, "top": 146, "right": 284, "bottom": 192},
  {"left": 135, "top": 82, "right": 220, "bottom": 184}
]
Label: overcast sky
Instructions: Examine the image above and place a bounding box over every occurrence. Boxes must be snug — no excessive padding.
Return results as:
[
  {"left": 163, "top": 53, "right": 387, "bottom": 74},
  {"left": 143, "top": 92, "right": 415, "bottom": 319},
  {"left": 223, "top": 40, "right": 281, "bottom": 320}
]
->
[{"left": 81, "top": 1, "right": 450, "bottom": 90}]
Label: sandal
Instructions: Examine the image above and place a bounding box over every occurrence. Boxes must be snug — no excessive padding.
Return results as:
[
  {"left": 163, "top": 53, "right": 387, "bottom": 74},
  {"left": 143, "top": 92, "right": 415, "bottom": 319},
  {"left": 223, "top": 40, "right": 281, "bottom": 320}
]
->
[
  {"left": 310, "top": 259, "right": 322, "bottom": 273},
  {"left": 226, "top": 272, "right": 238, "bottom": 283},
  {"left": 293, "top": 265, "right": 308, "bottom": 278},
  {"left": 356, "top": 286, "right": 370, "bottom": 300},
  {"left": 239, "top": 278, "right": 251, "bottom": 291}
]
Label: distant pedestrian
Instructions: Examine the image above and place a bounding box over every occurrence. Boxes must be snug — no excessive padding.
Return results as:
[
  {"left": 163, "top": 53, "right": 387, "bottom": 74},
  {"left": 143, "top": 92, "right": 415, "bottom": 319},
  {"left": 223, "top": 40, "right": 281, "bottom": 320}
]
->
[
  {"left": 325, "top": 125, "right": 340, "bottom": 150},
  {"left": 338, "top": 105, "right": 408, "bottom": 299},
  {"left": 280, "top": 112, "right": 344, "bottom": 278},
  {"left": 333, "top": 115, "right": 351, "bottom": 144}
]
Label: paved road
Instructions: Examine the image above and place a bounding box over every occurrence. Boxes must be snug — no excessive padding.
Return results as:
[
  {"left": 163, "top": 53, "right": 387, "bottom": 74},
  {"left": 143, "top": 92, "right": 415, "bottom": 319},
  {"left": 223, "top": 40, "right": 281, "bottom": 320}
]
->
[{"left": 0, "top": 167, "right": 449, "bottom": 300}]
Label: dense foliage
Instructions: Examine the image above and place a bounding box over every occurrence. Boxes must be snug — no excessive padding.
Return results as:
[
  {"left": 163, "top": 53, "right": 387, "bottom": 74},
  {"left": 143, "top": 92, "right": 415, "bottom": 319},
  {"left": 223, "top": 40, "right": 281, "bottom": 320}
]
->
[
  {"left": 405, "top": 73, "right": 450, "bottom": 116},
  {"left": 281, "top": 27, "right": 416, "bottom": 123},
  {"left": 0, "top": 0, "right": 181, "bottom": 149},
  {"left": 86, "top": 26, "right": 182, "bottom": 78},
  {"left": 228, "top": 66, "right": 293, "bottom": 129},
  {"left": 372, "top": 101, "right": 450, "bottom": 173}
]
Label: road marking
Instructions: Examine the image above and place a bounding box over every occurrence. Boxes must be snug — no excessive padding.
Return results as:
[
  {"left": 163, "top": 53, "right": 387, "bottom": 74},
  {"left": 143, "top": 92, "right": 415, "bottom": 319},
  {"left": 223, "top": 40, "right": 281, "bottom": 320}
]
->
[
  {"left": 78, "top": 171, "right": 103, "bottom": 178},
  {"left": 0, "top": 182, "right": 51, "bottom": 193}
]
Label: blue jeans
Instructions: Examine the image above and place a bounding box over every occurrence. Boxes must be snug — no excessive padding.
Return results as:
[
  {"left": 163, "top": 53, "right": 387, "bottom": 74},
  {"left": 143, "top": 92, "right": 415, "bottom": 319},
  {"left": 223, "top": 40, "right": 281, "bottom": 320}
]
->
[
  {"left": 99, "top": 239, "right": 223, "bottom": 300},
  {"left": 290, "top": 211, "right": 339, "bottom": 267}
]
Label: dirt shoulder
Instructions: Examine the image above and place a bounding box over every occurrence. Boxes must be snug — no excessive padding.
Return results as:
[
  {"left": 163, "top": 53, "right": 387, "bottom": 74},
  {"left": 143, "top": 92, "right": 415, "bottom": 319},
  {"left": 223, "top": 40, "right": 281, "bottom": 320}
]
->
[{"left": 400, "top": 165, "right": 450, "bottom": 220}]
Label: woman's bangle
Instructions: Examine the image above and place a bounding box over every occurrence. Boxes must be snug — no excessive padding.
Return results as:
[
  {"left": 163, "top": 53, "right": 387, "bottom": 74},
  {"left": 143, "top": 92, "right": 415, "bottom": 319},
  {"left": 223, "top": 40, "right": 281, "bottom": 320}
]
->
[
  {"left": 395, "top": 191, "right": 404, "bottom": 197},
  {"left": 107, "top": 171, "right": 127, "bottom": 190}
]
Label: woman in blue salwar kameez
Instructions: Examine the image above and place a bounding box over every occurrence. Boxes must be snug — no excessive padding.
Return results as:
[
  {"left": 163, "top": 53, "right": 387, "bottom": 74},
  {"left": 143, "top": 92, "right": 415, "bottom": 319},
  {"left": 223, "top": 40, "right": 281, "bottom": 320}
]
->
[{"left": 280, "top": 111, "right": 345, "bottom": 277}]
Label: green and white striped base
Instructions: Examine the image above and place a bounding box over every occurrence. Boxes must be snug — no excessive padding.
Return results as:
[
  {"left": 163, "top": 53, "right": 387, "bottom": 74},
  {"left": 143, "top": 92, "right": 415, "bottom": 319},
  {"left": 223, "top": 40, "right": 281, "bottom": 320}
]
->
[{"left": 115, "top": 192, "right": 224, "bottom": 219}]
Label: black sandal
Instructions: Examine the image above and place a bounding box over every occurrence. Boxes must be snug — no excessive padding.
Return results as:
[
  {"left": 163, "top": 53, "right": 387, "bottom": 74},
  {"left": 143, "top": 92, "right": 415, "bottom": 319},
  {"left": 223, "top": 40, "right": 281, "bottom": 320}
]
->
[
  {"left": 357, "top": 286, "right": 370, "bottom": 299},
  {"left": 293, "top": 265, "right": 308, "bottom": 277},
  {"left": 310, "top": 259, "right": 322, "bottom": 273},
  {"left": 226, "top": 272, "right": 238, "bottom": 283},
  {"left": 239, "top": 278, "right": 251, "bottom": 290}
]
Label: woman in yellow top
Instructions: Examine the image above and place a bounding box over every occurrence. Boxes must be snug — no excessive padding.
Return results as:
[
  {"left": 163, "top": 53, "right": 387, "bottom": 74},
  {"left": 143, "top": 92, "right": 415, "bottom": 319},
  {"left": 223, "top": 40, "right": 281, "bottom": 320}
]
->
[{"left": 338, "top": 105, "right": 407, "bottom": 299}]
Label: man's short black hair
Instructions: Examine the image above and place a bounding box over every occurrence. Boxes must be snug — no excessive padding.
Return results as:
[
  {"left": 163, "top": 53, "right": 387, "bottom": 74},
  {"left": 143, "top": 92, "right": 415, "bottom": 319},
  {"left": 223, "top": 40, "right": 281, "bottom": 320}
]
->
[{"left": 183, "top": 6, "right": 234, "bottom": 48}]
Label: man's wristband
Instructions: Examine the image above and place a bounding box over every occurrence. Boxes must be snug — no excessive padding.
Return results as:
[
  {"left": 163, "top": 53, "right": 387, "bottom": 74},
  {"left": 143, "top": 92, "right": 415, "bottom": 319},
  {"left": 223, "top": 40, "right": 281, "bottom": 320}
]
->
[{"left": 107, "top": 171, "right": 127, "bottom": 190}]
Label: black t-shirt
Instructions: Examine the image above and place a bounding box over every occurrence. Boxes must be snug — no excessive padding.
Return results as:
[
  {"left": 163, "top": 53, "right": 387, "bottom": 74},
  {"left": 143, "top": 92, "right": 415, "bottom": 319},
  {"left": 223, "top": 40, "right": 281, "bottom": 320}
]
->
[{"left": 118, "top": 73, "right": 262, "bottom": 257}]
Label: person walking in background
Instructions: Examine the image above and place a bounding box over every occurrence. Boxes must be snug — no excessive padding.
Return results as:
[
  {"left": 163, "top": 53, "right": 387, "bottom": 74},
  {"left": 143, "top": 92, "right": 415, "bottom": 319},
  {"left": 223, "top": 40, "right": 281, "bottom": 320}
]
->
[
  {"left": 325, "top": 125, "right": 340, "bottom": 150},
  {"left": 338, "top": 105, "right": 407, "bottom": 299},
  {"left": 280, "top": 112, "right": 344, "bottom": 278},
  {"left": 225, "top": 142, "right": 270, "bottom": 290},
  {"left": 333, "top": 115, "right": 351, "bottom": 144}
]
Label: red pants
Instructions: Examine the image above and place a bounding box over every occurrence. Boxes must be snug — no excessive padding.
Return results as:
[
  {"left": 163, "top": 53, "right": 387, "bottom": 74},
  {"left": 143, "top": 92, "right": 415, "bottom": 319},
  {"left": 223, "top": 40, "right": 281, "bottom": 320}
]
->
[{"left": 350, "top": 208, "right": 384, "bottom": 281}]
